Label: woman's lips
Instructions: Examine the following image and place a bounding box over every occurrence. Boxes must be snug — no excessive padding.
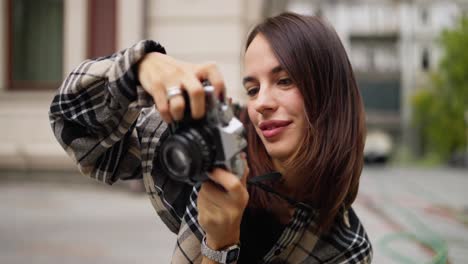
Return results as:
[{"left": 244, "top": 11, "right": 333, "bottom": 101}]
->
[{"left": 259, "top": 120, "right": 292, "bottom": 139}]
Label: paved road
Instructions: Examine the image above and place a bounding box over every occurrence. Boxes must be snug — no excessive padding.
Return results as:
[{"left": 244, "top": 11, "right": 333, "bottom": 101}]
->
[
  {"left": 355, "top": 167, "right": 468, "bottom": 264},
  {"left": 1, "top": 167, "right": 467, "bottom": 263},
  {"left": 0, "top": 178, "right": 175, "bottom": 264}
]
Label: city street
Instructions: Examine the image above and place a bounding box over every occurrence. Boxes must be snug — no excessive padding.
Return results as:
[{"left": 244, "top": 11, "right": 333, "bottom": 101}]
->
[
  {"left": 355, "top": 167, "right": 468, "bottom": 263},
  {"left": 1, "top": 167, "right": 467, "bottom": 264}
]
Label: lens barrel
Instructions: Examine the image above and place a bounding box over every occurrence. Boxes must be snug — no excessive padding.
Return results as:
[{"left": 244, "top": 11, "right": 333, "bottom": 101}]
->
[{"left": 160, "top": 127, "right": 214, "bottom": 184}]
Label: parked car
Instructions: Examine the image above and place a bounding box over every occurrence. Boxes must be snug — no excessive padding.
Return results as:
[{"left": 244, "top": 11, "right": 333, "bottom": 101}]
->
[{"left": 364, "top": 129, "right": 393, "bottom": 164}]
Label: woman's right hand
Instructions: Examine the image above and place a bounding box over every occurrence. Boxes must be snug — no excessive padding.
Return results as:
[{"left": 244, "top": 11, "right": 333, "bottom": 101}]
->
[{"left": 138, "top": 52, "right": 226, "bottom": 123}]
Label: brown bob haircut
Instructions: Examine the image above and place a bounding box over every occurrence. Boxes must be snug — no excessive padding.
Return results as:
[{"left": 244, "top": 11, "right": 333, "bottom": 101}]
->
[{"left": 244, "top": 12, "right": 366, "bottom": 232}]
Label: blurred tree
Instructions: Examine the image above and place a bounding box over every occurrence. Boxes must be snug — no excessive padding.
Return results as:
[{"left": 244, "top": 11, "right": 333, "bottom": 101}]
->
[{"left": 412, "top": 15, "right": 468, "bottom": 162}]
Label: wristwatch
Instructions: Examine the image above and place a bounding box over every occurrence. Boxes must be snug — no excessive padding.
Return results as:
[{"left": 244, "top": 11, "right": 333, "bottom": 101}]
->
[{"left": 201, "top": 236, "right": 241, "bottom": 263}]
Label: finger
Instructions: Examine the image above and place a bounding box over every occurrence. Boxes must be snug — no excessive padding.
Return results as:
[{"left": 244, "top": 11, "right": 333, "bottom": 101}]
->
[
  {"left": 151, "top": 82, "right": 172, "bottom": 123},
  {"left": 140, "top": 71, "right": 172, "bottom": 123},
  {"left": 196, "top": 63, "right": 226, "bottom": 100},
  {"left": 208, "top": 168, "right": 245, "bottom": 198},
  {"left": 181, "top": 76, "right": 205, "bottom": 119},
  {"left": 200, "top": 180, "right": 229, "bottom": 206},
  {"left": 168, "top": 92, "right": 185, "bottom": 121}
]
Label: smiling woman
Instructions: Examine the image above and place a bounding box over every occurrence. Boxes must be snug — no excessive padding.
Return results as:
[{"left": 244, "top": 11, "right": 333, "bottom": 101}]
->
[
  {"left": 243, "top": 47, "right": 306, "bottom": 162},
  {"left": 49, "top": 11, "right": 372, "bottom": 264},
  {"left": 244, "top": 13, "right": 367, "bottom": 230}
]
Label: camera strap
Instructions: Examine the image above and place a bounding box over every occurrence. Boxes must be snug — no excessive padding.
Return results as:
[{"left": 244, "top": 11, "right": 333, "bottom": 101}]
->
[{"left": 247, "top": 172, "right": 314, "bottom": 212}]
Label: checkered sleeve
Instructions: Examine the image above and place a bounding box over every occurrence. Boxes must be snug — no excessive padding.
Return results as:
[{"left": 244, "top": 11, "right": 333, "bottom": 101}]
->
[{"left": 49, "top": 40, "right": 166, "bottom": 184}]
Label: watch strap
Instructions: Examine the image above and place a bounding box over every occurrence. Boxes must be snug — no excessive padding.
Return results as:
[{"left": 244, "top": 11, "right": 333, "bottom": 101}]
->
[{"left": 201, "top": 236, "right": 240, "bottom": 263}]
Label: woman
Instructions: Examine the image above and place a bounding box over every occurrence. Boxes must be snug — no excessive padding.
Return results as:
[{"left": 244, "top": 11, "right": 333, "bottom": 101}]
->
[{"left": 49, "top": 12, "right": 372, "bottom": 263}]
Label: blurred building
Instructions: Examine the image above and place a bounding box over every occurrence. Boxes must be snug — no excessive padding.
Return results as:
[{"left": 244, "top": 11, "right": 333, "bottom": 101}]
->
[
  {"left": 0, "top": 0, "right": 466, "bottom": 170},
  {"left": 0, "top": 0, "right": 263, "bottom": 170},
  {"left": 280, "top": 0, "right": 467, "bottom": 149}
]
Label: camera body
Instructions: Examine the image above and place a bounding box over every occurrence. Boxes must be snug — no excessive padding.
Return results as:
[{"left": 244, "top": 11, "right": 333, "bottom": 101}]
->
[{"left": 158, "top": 84, "right": 247, "bottom": 185}]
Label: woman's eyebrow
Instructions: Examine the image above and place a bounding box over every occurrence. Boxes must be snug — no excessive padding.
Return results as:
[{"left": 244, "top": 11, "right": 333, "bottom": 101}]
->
[
  {"left": 242, "top": 65, "right": 285, "bottom": 86},
  {"left": 242, "top": 76, "right": 256, "bottom": 86},
  {"left": 271, "top": 65, "right": 284, "bottom": 74}
]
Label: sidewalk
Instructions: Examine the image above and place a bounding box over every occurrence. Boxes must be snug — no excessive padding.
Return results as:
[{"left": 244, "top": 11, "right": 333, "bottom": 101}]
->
[
  {"left": 354, "top": 166, "right": 468, "bottom": 264},
  {"left": 1, "top": 166, "right": 467, "bottom": 263},
  {"left": 0, "top": 178, "right": 175, "bottom": 264}
]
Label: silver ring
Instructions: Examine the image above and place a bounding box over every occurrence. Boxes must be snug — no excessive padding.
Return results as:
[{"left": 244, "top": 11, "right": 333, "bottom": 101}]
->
[{"left": 166, "top": 86, "right": 183, "bottom": 100}]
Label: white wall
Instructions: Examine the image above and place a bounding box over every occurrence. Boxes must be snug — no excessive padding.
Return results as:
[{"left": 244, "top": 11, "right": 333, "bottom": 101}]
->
[
  {"left": 147, "top": 0, "right": 261, "bottom": 104},
  {"left": 117, "top": 0, "right": 144, "bottom": 51},
  {"left": 63, "top": 0, "right": 88, "bottom": 76}
]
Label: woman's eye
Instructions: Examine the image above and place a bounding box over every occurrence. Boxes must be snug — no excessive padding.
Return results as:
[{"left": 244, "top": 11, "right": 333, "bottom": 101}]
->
[
  {"left": 278, "top": 78, "right": 293, "bottom": 86},
  {"left": 246, "top": 87, "right": 259, "bottom": 97}
]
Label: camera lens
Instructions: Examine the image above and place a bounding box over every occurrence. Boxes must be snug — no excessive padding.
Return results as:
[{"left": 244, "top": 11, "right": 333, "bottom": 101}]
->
[
  {"left": 166, "top": 147, "right": 191, "bottom": 175},
  {"left": 160, "top": 128, "right": 214, "bottom": 185}
]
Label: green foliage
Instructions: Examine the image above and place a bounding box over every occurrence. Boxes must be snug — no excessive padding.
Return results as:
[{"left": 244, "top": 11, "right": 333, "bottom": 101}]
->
[{"left": 411, "top": 15, "right": 468, "bottom": 161}]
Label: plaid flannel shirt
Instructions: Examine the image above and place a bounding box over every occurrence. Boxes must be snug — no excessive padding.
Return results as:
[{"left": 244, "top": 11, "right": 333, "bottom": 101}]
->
[{"left": 49, "top": 40, "right": 373, "bottom": 263}]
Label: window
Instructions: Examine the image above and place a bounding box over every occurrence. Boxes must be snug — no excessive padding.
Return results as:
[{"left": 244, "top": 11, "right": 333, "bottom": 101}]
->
[
  {"left": 8, "top": 0, "right": 64, "bottom": 90},
  {"left": 358, "top": 78, "right": 400, "bottom": 113},
  {"left": 421, "top": 7, "right": 429, "bottom": 26},
  {"left": 422, "top": 48, "right": 430, "bottom": 71}
]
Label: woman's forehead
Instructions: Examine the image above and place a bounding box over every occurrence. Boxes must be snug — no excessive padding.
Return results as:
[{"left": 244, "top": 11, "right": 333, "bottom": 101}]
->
[{"left": 244, "top": 35, "right": 280, "bottom": 74}]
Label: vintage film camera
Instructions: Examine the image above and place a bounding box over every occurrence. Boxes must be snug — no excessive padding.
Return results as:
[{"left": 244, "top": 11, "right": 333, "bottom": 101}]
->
[{"left": 157, "top": 83, "right": 247, "bottom": 185}]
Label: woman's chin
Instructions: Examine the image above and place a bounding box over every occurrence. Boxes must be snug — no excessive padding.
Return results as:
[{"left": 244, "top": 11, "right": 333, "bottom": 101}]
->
[{"left": 265, "top": 148, "right": 290, "bottom": 163}]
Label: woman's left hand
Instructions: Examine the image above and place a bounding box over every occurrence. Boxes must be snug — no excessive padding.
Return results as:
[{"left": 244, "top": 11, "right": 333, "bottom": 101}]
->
[{"left": 197, "top": 165, "right": 249, "bottom": 250}]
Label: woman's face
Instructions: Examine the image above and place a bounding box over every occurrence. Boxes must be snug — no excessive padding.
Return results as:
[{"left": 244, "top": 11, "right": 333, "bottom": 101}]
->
[{"left": 243, "top": 34, "right": 307, "bottom": 164}]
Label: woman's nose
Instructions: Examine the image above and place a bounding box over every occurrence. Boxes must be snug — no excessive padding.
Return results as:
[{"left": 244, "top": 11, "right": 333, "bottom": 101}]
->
[{"left": 254, "top": 86, "right": 277, "bottom": 114}]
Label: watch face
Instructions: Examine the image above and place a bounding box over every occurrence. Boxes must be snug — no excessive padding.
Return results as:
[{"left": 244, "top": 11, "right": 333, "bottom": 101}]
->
[{"left": 226, "top": 248, "right": 240, "bottom": 263}]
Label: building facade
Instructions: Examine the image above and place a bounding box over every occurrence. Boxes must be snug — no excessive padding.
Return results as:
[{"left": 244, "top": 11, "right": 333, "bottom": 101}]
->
[
  {"left": 284, "top": 0, "right": 465, "bottom": 148},
  {"left": 1, "top": 0, "right": 466, "bottom": 170},
  {"left": 0, "top": 0, "right": 263, "bottom": 170}
]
